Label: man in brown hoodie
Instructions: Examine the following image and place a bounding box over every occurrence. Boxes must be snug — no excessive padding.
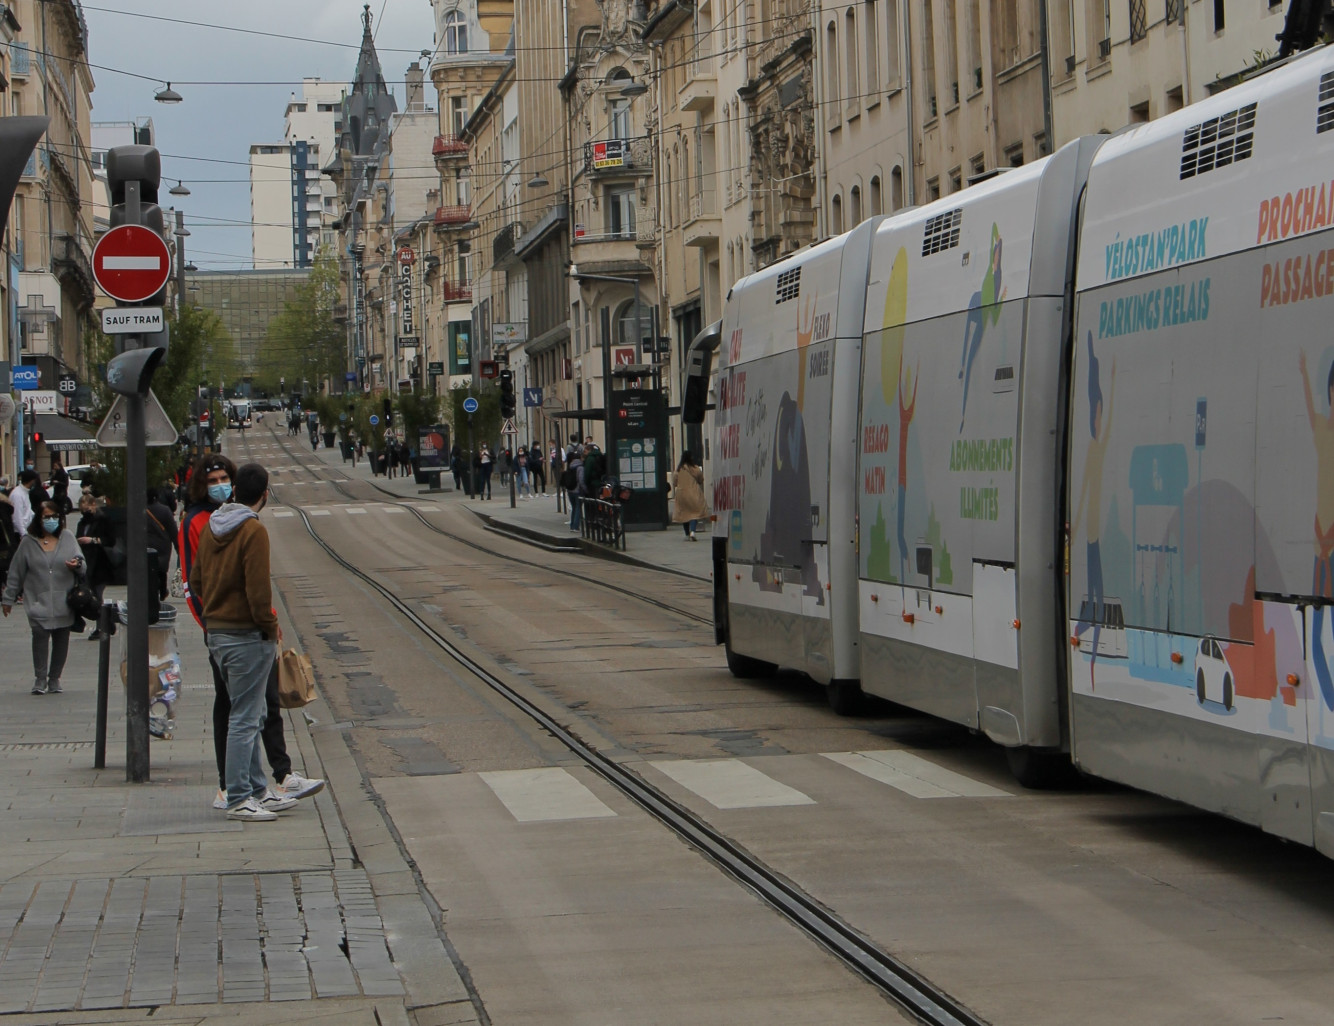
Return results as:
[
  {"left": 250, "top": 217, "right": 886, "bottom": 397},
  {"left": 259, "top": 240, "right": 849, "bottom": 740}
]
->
[{"left": 189, "top": 463, "right": 295, "bottom": 822}]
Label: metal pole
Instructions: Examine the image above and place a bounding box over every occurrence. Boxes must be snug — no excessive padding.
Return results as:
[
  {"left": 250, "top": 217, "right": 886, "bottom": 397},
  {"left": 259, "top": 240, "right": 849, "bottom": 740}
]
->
[
  {"left": 93, "top": 602, "right": 112, "bottom": 769},
  {"left": 125, "top": 391, "right": 150, "bottom": 781},
  {"left": 174, "top": 208, "right": 186, "bottom": 314},
  {"left": 467, "top": 412, "right": 475, "bottom": 498}
]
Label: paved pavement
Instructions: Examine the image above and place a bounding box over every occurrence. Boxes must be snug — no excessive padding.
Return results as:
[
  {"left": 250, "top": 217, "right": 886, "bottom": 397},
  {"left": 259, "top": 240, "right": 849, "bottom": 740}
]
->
[{"left": 0, "top": 431, "right": 714, "bottom": 1023}]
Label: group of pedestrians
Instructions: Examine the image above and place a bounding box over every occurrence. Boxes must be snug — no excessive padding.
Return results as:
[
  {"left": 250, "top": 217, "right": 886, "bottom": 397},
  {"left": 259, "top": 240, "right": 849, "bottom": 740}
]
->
[{"left": 0, "top": 451, "right": 323, "bottom": 825}]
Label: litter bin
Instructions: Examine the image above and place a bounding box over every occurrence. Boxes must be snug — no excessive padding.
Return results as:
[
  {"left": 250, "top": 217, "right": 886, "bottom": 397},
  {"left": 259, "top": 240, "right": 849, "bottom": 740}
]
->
[{"left": 117, "top": 601, "right": 181, "bottom": 740}]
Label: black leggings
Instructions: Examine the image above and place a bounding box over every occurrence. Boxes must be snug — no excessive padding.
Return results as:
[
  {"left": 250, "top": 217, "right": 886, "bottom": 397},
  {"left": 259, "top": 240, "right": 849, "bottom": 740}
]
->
[{"left": 209, "top": 648, "right": 290, "bottom": 790}]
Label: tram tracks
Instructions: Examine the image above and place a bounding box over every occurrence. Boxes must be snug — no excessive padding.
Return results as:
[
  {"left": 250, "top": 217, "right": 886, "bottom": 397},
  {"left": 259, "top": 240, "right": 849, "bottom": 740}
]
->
[
  {"left": 253, "top": 423, "right": 713, "bottom": 627},
  {"left": 238, "top": 425, "right": 991, "bottom": 1026}
]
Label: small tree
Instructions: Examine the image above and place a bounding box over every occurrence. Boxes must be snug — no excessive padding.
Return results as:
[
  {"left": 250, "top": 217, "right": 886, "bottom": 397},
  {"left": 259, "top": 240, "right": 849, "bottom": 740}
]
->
[{"left": 395, "top": 390, "right": 442, "bottom": 452}]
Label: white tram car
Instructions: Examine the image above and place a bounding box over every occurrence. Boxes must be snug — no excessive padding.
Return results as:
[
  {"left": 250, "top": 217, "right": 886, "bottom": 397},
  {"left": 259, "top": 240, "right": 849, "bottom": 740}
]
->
[{"left": 705, "top": 47, "right": 1334, "bottom": 855}]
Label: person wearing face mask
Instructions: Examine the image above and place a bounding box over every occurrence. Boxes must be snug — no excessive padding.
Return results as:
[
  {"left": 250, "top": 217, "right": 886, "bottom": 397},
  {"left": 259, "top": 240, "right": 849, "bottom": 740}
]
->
[
  {"left": 75, "top": 493, "right": 113, "bottom": 640},
  {"left": 2, "top": 500, "right": 84, "bottom": 694},
  {"left": 177, "top": 455, "right": 323, "bottom": 815}
]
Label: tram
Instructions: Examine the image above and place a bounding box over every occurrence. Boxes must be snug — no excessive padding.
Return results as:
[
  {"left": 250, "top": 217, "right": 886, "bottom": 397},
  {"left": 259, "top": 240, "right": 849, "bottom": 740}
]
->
[{"left": 701, "top": 46, "right": 1334, "bottom": 855}]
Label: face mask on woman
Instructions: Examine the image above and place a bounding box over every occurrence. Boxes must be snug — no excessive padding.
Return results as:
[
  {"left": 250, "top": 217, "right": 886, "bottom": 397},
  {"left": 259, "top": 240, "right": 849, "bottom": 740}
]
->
[
  {"left": 208, "top": 482, "right": 232, "bottom": 504},
  {"left": 42, "top": 517, "right": 60, "bottom": 534}
]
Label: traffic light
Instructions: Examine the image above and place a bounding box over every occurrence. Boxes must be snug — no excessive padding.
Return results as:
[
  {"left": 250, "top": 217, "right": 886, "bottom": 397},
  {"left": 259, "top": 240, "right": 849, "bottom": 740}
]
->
[
  {"left": 498, "top": 369, "right": 516, "bottom": 418},
  {"left": 382, "top": 397, "right": 393, "bottom": 425},
  {"left": 31, "top": 431, "right": 42, "bottom": 446},
  {"left": 103, "top": 144, "right": 170, "bottom": 359}
]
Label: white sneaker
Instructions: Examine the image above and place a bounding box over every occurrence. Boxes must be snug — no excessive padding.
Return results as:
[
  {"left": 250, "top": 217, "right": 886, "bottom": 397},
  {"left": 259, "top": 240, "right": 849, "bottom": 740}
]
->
[
  {"left": 275, "top": 772, "right": 325, "bottom": 800},
  {"left": 226, "top": 797, "right": 277, "bottom": 822},
  {"left": 260, "top": 789, "right": 298, "bottom": 812},
  {"left": 212, "top": 789, "right": 228, "bottom": 810}
]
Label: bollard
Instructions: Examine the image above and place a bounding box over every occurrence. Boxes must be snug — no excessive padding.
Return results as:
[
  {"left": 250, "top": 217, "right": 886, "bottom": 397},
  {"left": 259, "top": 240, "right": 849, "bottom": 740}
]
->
[{"left": 93, "top": 602, "right": 117, "bottom": 769}]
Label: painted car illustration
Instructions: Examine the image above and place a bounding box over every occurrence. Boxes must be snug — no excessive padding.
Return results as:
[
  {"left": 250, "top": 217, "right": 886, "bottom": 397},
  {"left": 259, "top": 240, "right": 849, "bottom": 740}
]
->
[
  {"left": 1194, "top": 636, "right": 1234, "bottom": 711},
  {"left": 1076, "top": 596, "right": 1128, "bottom": 658}
]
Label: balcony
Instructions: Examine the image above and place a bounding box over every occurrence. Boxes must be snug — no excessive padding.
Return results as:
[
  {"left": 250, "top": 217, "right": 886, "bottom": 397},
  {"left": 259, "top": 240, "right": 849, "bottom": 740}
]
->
[
  {"left": 581, "top": 136, "right": 653, "bottom": 178},
  {"left": 441, "top": 279, "right": 472, "bottom": 303},
  {"left": 493, "top": 221, "right": 524, "bottom": 264},
  {"left": 680, "top": 66, "right": 716, "bottom": 111},
  {"left": 433, "top": 134, "right": 469, "bottom": 166},
  {"left": 433, "top": 204, "right": 472, "bottom": 231},
  {"left": 51, "top": 233, "right": 94, "bottom": 310},
  {"left": 683, "top": 193, "right": 720, "bottom": 248}
]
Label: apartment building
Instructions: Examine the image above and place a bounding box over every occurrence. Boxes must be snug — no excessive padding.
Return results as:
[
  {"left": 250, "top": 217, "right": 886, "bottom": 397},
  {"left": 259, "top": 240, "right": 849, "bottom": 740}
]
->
[
  {"left": 562, "top": 0, "right": 659, "bottom": 451},
  {"left": 8, "top": 0, "right": 96, "bottom": 386},
  {"left": 428, "top": 0, "right": 514, "bottom": 389}
]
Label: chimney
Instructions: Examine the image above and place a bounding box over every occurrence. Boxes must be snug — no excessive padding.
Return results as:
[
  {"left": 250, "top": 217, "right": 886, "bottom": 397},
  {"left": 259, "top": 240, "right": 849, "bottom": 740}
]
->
[{"left": 405, "top": 61, "right": 425, "bottom": 113}]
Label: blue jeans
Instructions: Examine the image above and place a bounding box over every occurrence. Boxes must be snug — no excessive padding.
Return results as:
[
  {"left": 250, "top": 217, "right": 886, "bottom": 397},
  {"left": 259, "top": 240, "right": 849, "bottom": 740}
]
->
[
  {"left": 207, "top": 630, "right": 276, "bottom": 808},
  {"left": 570, "top": 491, "right": 582, "bottom": 530}
]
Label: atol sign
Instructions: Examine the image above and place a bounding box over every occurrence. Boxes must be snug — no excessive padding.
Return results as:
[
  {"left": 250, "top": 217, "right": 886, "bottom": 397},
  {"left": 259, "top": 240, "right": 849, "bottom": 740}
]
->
[
  {"left": 592, "top": 140, "right": 625, "bottom": 169},
  {"left": 92, "top": 224, "right": 171, "bottom": 303},
  {"left": 399, "top": 259, "right": 414, "bottom": 337}
]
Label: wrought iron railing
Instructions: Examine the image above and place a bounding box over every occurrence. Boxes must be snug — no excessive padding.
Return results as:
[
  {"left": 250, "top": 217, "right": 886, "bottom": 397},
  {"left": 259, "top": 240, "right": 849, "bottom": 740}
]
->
[{"left": 1130, "top": 0, "right": 1147, "bottom": 41}]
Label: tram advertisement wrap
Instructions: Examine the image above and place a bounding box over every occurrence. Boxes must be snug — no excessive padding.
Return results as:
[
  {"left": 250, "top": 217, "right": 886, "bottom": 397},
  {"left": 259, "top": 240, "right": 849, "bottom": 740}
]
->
[{"left": 1068, "top": 232, "right": 1334, "bottom": 751}]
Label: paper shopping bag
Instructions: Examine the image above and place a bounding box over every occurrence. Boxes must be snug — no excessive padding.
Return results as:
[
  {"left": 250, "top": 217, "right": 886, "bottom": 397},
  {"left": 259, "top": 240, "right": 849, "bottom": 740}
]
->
[{"left": 276, "top": 648, "right": 317, "bottom": 709}]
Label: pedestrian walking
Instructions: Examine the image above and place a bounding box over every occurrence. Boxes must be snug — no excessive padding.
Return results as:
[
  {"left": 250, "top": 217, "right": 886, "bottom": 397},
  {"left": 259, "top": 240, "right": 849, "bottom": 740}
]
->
[
  {"left": 49, "top": 459, "right": 71, "bottom": 515},
  {"left": 671, "top": 451, "right": 707, "bottom": 541},
  {"left": 2, "top": 499, "right": 84, "bottom": 694},
  {"left": 75, "top": 493, "right": 113, "bottom": 639},
  {"left": 498, "top": 448, "right": 512, "bottom": 488},
  {"left": 189, "top": 462, "right": 295, "bottom": 822},
  {"left": 530, "top": 442, "right": 546, "bottom": 494},
  {"left": 478, "top": 445, "right": 494, "bottom": 499},
  {"left": 450, "top": 445, "right": 465, "bottom": 492},
  {"left": 563, "top": 445, "right": 585, "bottom": 531},
  {"left": 11, "top": 469, "right": 38, "bottom": 539},
  {"left": 516, "top": 447, "right": 532, "bottom": 499},
  {"left": 179, "top": 454, "right": 323, "bottom": 814},
  {"left": 146, "top": 488, "right": 176, "bottom": 601}
]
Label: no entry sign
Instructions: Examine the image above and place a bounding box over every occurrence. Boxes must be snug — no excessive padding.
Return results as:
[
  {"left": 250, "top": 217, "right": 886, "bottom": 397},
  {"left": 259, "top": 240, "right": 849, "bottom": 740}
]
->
[{"left": 92, "top": 224, "right": 172, "bottom": 303}]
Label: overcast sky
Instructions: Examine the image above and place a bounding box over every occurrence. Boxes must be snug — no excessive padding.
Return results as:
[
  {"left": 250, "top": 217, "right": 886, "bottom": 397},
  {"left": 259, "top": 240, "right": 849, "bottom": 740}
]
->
[{"left": 81, "top": 1, "right": 438, "bottom": 270}]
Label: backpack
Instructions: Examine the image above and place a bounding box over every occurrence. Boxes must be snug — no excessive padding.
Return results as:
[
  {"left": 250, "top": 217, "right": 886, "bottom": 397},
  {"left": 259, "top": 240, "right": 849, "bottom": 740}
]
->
[{"left": 560, "top": 465, "right": 579, "bottom": 491}]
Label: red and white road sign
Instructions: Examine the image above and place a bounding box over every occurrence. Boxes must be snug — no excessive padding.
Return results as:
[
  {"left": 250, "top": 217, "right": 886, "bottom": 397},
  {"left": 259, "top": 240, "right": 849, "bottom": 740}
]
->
[
  {"left": 92, "top": 224, "right": 172, "bottom": 303},
  {"left": 397, "top": 245, "right": 416, "bottom": 265}
]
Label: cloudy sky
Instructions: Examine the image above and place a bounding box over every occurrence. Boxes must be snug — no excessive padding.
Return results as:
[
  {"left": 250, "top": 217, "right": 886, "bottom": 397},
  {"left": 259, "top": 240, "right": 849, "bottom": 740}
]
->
[{"left": 82, "top": 1, "right": 438, "bottom": 270}]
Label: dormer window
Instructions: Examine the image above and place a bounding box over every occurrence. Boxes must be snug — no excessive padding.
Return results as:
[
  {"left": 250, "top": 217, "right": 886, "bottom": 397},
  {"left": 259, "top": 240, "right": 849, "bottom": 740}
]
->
[{"left": 444, "top": 10, "right": 468, "bottom": 54}]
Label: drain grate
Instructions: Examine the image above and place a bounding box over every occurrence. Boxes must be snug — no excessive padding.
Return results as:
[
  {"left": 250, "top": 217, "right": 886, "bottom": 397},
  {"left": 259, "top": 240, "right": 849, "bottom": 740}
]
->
[{"left": 0, "top": 741, "right": 94, "bottom": 752}]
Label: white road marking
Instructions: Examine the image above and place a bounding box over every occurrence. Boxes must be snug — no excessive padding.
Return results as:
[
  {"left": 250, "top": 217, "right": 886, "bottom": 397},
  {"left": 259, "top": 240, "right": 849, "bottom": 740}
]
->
[
  {"left": 270, "top": 511, "right": 295, "bottom": 519},
  {"left": 345, "top": 507, "right": 366, "bottom": 515},
  {"left": 307, "top": 509, "right": 331, "bottom": 517},
  {"left": 478, "top": 767, "right": 617, "bottom": 822},
  {"left": 331, "top": 478, "right": 349, "bottom": 483},
  {"left": 822, "top": 750, "right": 1012, "bottom": 799},
  {"left": 648, "top": 759, "right": 815, "bottom": 809},
  {"left": 381, "top": 507, "right": 405, "bottom": 514},
  {"left": 409, "top": 502, "right": 440, "bottom": 510}
]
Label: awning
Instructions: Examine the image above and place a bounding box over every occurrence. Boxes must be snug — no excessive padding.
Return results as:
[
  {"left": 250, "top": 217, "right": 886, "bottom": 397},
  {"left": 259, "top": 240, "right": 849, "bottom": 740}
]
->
[{"left": 33, "top": 413, "right": 96, "bottom": 453}]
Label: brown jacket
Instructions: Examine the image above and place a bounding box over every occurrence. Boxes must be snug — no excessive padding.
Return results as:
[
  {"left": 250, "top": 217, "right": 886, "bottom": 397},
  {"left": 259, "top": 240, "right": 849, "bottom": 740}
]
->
[
  {"left": 671, "top": 463, "right": 707, "bottom": 523},
  {"left": 188, "top": 508, "right": 278, "bottom": 639}
]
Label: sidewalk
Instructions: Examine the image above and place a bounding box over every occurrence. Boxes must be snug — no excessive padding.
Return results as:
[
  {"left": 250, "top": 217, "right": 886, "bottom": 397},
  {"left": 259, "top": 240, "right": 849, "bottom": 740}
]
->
[
  {"left": 303, "top": 440, "right": 713, "bottom": 582},
  {"left": 0, "top": 582, "right": 477, "bottom": 1024}
]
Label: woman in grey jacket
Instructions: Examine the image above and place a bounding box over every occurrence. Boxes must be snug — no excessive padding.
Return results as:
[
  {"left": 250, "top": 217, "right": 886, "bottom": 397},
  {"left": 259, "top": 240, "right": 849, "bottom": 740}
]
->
[{"left": 3, "top": 500, "right": 84, "bottom": 694}]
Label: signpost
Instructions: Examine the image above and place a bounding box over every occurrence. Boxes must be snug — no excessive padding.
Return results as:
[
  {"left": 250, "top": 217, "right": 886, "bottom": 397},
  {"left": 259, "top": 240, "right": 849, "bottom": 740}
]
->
[
  {"left": 95, "top": 390, "right": 178, "bottom": 448},
  {"left": 463, "top": 396, "right": 479, "bottom": 497},
  {"left": 101, "top": 307, "right": 164, "bottom": 335}
]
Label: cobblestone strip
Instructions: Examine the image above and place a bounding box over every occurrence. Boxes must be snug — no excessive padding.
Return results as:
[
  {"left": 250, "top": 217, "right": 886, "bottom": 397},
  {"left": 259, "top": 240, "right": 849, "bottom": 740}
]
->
[
  {"left": 333, "top": 869, "right": 404, "bottom": 997},
  {"left": 259, "top": 873, "right": 312, "bottom": 1002},
  {"left": 175, "top": 875, "right": 220, "bottom": 1005},
  {"left": 128, "top": 875, "right": 182, "bottom": 1007},
  {"left": 0, "top": 880, "right": 67, "bottom": 1013},
  {"left": 298, "top": 872, "right": 359, "bottom": 998},
  {"left": 31, "top": 878, "right": 105, "bottom": 1012},
  {"left": 220, "top": 875, "right": 265, "bottom": 1003},
  {"left": 80, "top": 878, "right": 144, "bottom": 1010}
]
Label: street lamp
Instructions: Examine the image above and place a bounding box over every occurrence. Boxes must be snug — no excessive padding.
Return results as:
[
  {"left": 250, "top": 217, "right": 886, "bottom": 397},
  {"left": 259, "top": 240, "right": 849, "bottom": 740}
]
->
[
  {"left": 154, "top": 82, "right": 183, "bottom": 104},
  {"left": 169, "top": 180, "right": 190, "bottom": 197}
]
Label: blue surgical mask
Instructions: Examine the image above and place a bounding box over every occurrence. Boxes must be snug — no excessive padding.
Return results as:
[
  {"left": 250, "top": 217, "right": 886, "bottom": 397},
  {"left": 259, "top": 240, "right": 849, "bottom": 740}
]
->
[
  {"left": 41, "top": 517, "right": 59, "bottom": 534},
  {"left": 208, "top": 482, "right": 232, "bottom": 504}
]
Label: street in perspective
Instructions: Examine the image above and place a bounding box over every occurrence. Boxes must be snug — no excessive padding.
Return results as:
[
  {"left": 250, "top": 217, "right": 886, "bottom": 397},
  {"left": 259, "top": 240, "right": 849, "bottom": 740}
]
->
[{"left": 5, "top": 0, "right": 1334, "bottom": 1024}]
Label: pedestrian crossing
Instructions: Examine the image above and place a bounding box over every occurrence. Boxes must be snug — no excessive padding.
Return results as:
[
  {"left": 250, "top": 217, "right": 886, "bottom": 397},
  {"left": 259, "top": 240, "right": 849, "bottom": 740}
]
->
[
  {"left": 476, "top": 751, "right": 1013, "bottom": 823},
  {"left": 268, "top": 503, "right": 439, "bottom": 519}
]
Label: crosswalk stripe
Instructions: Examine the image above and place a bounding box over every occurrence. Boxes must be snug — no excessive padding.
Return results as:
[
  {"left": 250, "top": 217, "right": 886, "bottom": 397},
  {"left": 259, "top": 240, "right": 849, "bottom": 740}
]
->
[
  {"left": 345, "top": 507, "right": 366, "bottom": 515},
  {"left": 822, "top": 751, "right": 1012, "bottom": 799},
  {"left": 307, "top": 509, "right": 331, "bottom": 517},
  {"left": 271, "top": 511, "right": 295, "bottom": 518},
  {"left": 478, "top": 767, "right": 616, "bottom": 822},
  {"left": 382, "top": 507, "right": 405, "bottom": 514},
  {"left": 648, "top": 759, "right": 815, "bottom": 809}
]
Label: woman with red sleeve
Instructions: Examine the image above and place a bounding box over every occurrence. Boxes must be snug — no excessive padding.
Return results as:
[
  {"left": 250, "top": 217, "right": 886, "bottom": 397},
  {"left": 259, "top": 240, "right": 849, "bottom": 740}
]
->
[{"left": 179, "top": 454, "right": 324, "bottom": 811}]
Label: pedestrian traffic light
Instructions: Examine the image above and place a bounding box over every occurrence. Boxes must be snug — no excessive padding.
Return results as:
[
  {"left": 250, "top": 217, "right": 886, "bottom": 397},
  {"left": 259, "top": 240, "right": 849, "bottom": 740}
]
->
[
  {"left": 382, "top": 397, "right": 393, "bottom": 425},
  {"left": 498, "top": 369, "right": 516, "bottom": 418},
  {"left": 107, "top": 145, "right": 165, "bottom": 239}
]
